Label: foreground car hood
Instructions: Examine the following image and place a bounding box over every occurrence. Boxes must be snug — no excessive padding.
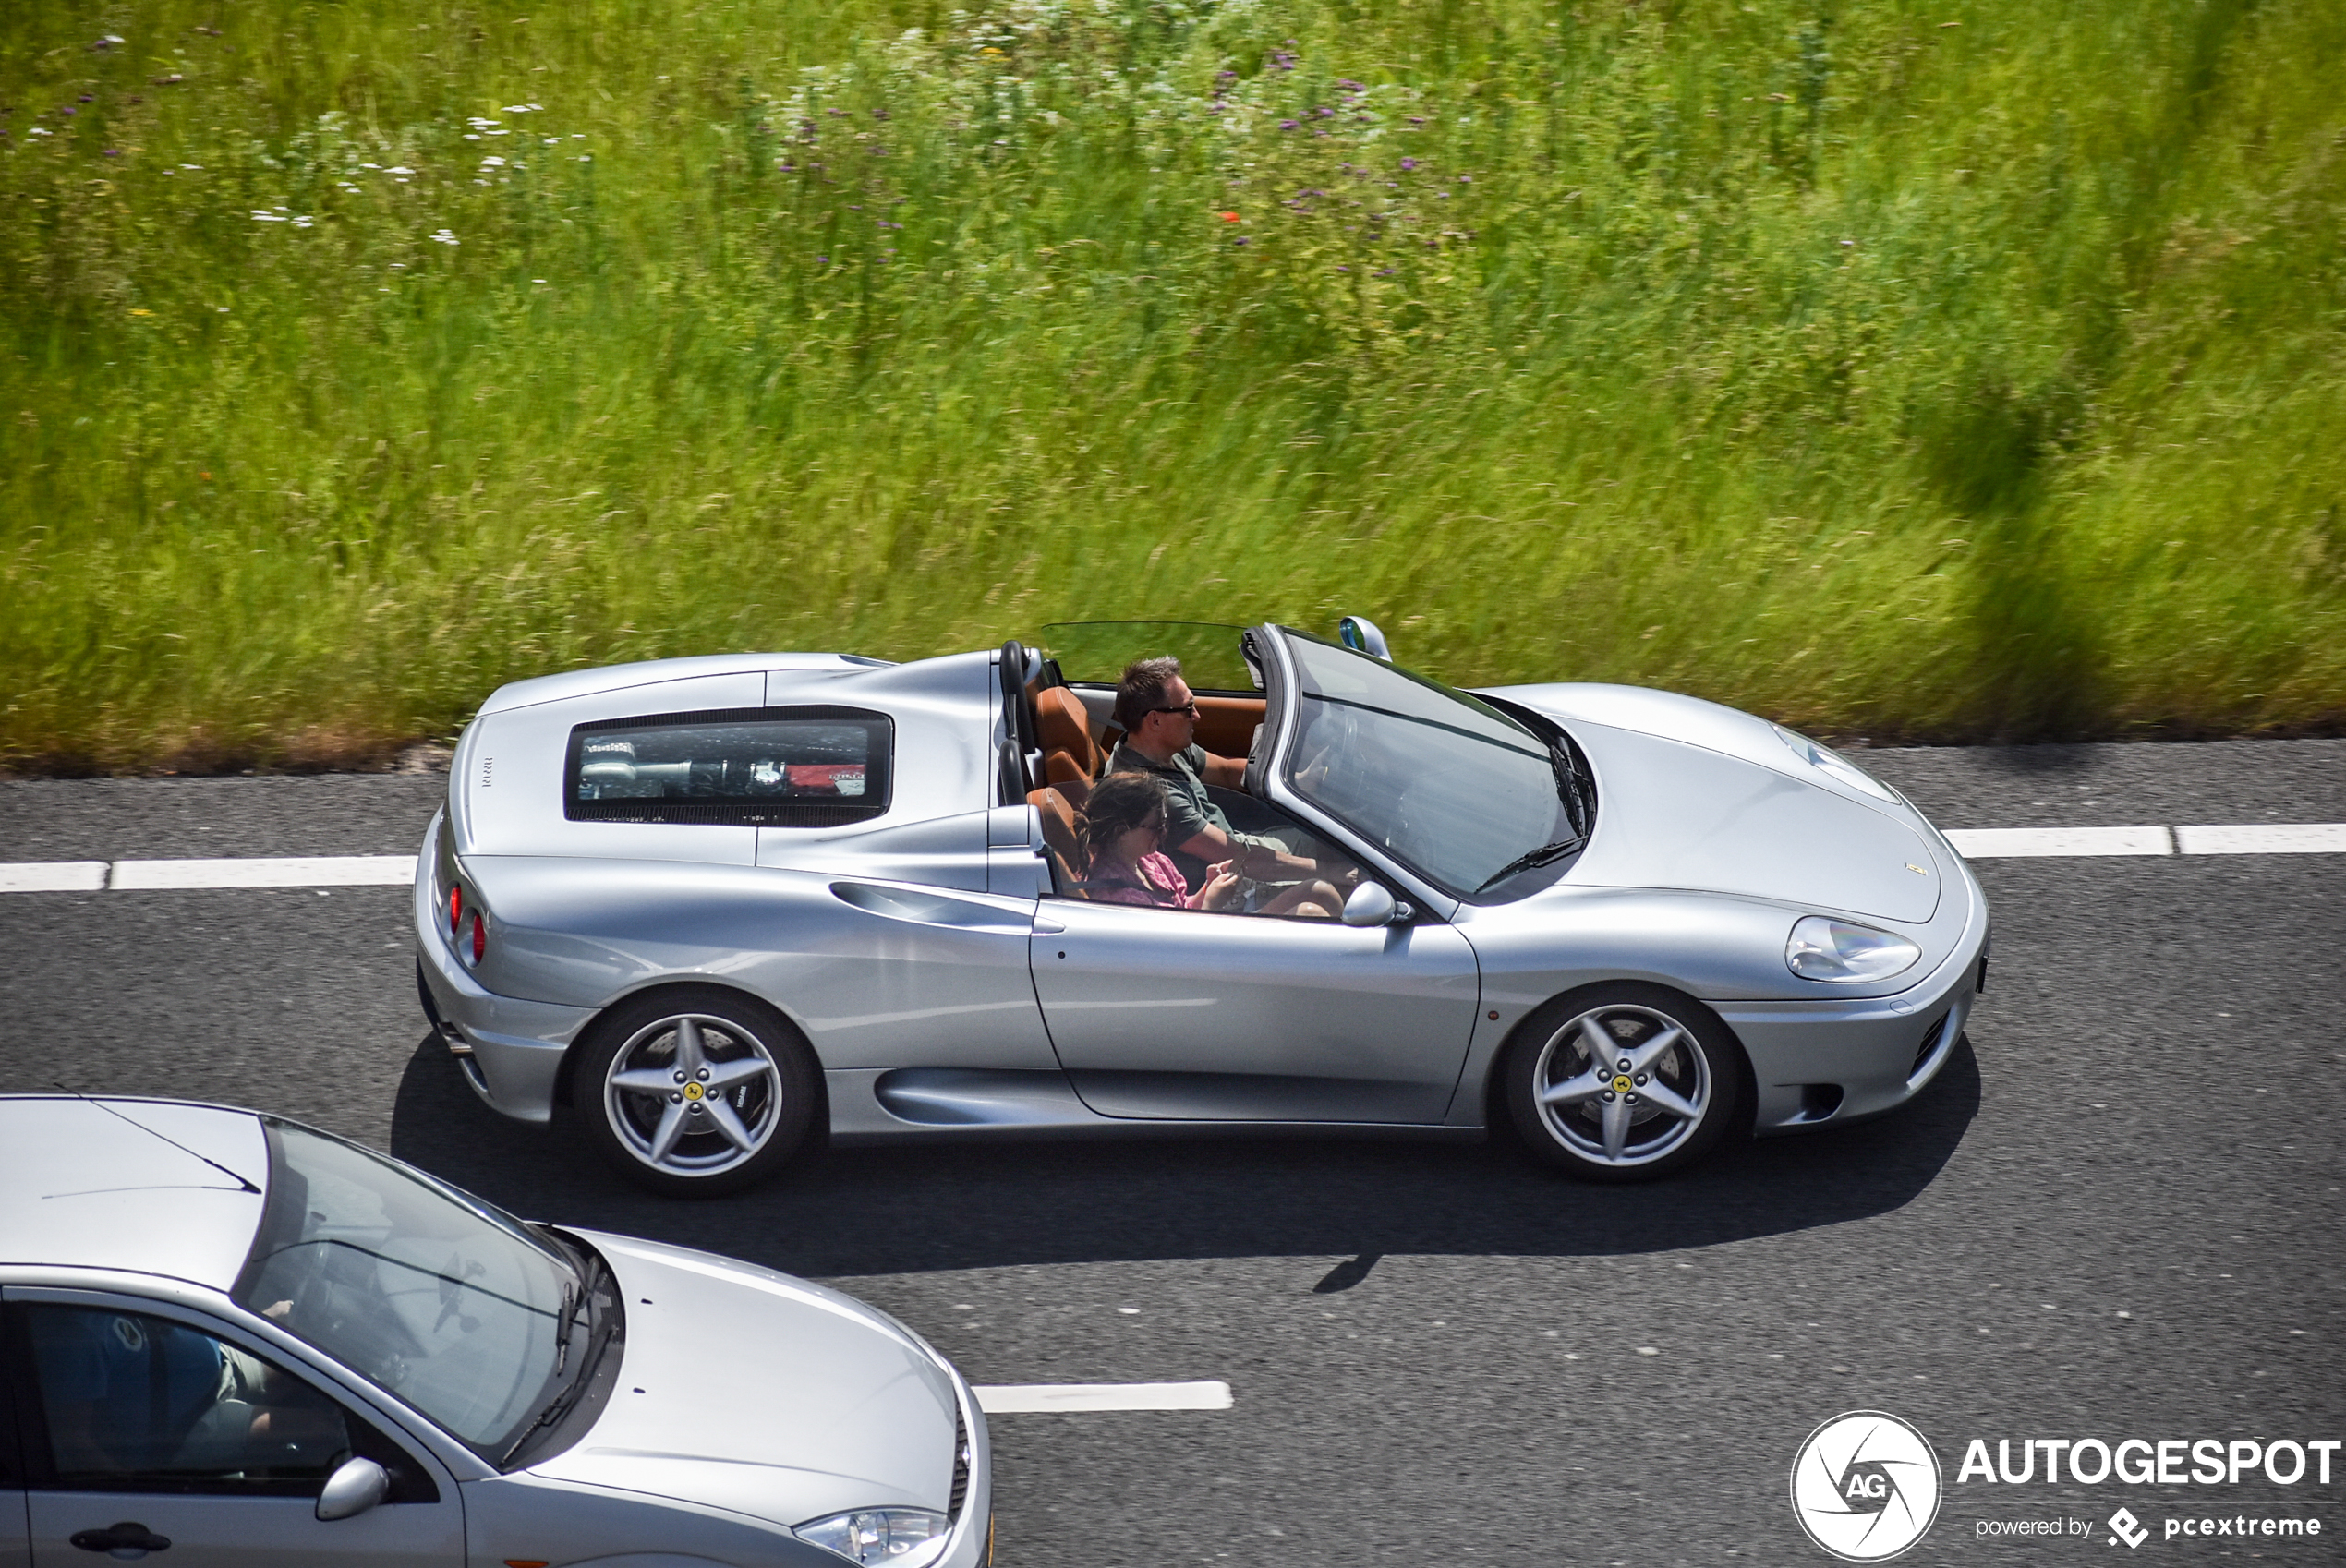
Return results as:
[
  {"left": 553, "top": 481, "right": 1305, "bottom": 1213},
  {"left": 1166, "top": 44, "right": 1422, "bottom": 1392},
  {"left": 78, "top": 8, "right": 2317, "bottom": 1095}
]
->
[
  {"left": 1488, "top": 684, "right": 1938, "bottom": 923},
  {"left": 532, "top": 1231, "right": 959, "bottom": 1531}
]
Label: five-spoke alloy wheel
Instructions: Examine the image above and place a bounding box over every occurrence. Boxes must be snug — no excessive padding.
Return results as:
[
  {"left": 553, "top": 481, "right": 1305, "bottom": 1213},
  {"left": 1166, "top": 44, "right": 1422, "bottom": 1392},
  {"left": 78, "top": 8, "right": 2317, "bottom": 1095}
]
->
[
  {"left": 575, "top": 988, "right": 817, "bottom": 1196},
  {"left": 1503, "top": 982, "right": 1744, "bottom": 1181}
]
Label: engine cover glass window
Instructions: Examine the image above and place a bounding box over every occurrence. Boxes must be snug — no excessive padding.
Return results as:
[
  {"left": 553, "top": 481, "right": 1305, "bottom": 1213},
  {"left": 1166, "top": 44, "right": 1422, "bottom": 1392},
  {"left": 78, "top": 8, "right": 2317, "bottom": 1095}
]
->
[{"left": 564, "top": 705, "right": 895, "bottom": 826}]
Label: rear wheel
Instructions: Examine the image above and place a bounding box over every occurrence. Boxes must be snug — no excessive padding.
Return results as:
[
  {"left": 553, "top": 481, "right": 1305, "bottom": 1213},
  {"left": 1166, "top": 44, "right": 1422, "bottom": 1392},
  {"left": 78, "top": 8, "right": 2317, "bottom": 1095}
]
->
[
  {"left": 1503, "top": 983, "right": 1744, "bottom": 1182},
  {"left": 574, "top": 988, "right": 816, "bottom": 1197}
]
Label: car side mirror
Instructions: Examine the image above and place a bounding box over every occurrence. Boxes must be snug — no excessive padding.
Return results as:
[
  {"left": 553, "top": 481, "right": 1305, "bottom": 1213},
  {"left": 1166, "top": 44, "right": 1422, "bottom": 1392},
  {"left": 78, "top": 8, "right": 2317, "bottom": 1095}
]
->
[
  {"left": 317, "top": 1456, "right": 391, "bottom": 1522},
  {"left": 1342, "top": 882, "right": 1407, "bottom": 927}
]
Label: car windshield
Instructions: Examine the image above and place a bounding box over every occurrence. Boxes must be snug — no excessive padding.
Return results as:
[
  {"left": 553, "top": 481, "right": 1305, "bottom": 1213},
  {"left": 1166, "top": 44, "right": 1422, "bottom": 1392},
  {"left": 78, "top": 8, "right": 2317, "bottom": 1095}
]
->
[
  {"left": 1281, "top": 632, "right": 1577, "bottom": 898},
  {"left": 233, "top": 1122, "right": 578, "bottom": 1458}
]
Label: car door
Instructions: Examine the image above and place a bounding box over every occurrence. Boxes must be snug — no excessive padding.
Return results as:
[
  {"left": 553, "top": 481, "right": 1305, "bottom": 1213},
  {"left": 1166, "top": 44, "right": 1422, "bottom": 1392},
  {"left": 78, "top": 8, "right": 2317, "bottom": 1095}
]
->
[
  {"left": 6, "top": 1296, "right": 464, "bottom": 1568},
  {"left": 1031, "top": 899, "right": 1480, "bottom": 1122}
]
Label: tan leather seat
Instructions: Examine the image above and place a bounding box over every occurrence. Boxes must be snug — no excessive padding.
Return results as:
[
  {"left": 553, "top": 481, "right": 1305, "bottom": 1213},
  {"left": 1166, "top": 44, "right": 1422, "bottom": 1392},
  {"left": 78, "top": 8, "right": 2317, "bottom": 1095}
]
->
[
  {"left": 1035, "top": 686, "right": 1101, "bottom": 790},
  {"left": 1027, "top": 786, "right": 1086, "bottom": 892}
]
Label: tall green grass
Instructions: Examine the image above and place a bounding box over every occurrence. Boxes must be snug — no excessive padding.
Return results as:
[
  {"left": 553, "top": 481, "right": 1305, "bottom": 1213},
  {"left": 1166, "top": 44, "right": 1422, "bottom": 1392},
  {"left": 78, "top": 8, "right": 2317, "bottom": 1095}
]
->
[{"left": 4, "top": 0, "right": 2341, "bottom": 769}]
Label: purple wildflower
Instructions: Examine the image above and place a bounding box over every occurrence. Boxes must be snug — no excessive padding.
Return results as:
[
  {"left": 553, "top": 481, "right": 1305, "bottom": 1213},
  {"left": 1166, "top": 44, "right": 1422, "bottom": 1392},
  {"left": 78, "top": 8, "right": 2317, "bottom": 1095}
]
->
[
  {"left": 1399, "top": 157, "right": 1418, "bottom": 171},
  {"left": 1279, "top": 118, "right": 1298, "bottom": 130}
]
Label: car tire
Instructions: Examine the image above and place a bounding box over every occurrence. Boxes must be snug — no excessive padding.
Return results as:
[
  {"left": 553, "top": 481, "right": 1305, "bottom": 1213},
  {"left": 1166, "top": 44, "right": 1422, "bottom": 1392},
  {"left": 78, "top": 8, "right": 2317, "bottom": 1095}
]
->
[
  {"left": 574, "top": 987, "right": 818, "bottom": 1197},
  {"left": 1502, "top": 982, "right": 1745, "bottom": 1182}
]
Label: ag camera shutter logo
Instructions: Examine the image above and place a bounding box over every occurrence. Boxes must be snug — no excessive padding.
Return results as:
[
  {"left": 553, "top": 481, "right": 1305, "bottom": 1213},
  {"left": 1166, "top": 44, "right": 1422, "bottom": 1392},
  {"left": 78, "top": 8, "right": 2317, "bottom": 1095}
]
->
[{"left": 1791, "top": 1411, "right": 1943, "bottom": 1561}]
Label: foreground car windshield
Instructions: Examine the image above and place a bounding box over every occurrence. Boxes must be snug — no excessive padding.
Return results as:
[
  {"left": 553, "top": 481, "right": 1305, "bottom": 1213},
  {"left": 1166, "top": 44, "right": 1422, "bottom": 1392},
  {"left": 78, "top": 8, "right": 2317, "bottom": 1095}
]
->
[
  {"left": 1283, "top": 633, "right": 1575, "bottom": 897},
  {"left": 235, "top": 1122, "right": 575, "bottom": 1456}
]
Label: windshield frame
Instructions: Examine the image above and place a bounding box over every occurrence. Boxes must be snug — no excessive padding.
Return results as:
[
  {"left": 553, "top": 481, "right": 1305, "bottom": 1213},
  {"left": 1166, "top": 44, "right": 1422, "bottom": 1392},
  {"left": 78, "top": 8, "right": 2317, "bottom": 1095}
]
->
[
  {"left": 1260, "top": 627, "right": 1593, "bottom": 904},
  {"left": 233, "top": 1117, "right": 596, "bottom": 1465}
]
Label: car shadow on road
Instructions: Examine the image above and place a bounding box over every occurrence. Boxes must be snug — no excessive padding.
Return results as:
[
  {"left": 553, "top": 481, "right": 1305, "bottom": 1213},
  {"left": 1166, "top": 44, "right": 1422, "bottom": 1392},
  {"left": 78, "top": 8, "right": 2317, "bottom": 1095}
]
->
[{"left": 389, "top": 1031, "right": 1980, "bottom": 1279}]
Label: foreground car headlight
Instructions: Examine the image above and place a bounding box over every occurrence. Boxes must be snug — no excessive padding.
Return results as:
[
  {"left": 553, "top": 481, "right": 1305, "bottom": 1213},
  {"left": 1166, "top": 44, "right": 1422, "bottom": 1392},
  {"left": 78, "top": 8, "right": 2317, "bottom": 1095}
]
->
[
  {"left": 796, "top": 1508, "right": 952, "bottom": 1567},
  {"left": 1787, "top": 915, "right": 1921, "bottom": 983},
  {"left": 1773, "top": 724, "right": 1899, "bottom": 802}
]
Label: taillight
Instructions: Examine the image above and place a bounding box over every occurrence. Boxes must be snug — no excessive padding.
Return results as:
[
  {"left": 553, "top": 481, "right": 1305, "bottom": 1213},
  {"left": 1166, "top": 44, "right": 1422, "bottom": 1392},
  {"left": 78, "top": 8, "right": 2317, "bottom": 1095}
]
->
[
  {"left": 448, "top": 884, "right": 463, "bottom": 936},
  {"left": 469, "top": 911, "right": 487, "bottom": 964}
]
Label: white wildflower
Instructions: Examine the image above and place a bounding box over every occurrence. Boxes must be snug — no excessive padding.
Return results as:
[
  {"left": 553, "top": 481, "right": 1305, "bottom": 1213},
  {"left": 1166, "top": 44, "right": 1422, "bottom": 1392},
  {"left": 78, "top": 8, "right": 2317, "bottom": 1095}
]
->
[
  {"left": 251, "top": 210, "right": 286, "bottom": 222},
  {"left": 480, "top": 155, "right": 505, "bottom": 166}
]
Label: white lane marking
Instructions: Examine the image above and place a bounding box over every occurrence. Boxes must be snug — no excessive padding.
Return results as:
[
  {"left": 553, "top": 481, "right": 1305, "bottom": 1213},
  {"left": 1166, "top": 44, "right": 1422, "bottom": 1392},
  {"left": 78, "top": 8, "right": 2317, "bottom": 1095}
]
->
[
  {"left": 0, "top": 861, "right": 107, "bottom": 892},
  {"left": 2175, "top": 823, "right": 2346, "bottom": 855},
  {"left": 107, "top": 855, "right": 418, "bottom": 889},
  {"left": 1942, "top": 826, "right": 2174, "bottom": 859},
  {"left": 973, "top": 1381, "right": 1233, "bottom": 1414},
  {"left": 3, "top": 821, "right": 2345, "bottom": 895}
]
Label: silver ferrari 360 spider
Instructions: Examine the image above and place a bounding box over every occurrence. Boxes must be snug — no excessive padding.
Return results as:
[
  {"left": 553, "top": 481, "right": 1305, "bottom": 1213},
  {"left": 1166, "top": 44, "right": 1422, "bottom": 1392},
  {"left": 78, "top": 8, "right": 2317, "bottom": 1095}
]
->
[{"left": 414, "top": 620, "right": 1986, "bottom": 1195}]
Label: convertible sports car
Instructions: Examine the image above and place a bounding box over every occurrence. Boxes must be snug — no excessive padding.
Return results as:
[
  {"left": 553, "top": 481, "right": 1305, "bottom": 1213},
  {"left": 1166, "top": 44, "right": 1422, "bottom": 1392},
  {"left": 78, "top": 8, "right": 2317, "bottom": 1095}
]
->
[{"left": 414, "top": 619, "right": 1987, "bottom": 1195}]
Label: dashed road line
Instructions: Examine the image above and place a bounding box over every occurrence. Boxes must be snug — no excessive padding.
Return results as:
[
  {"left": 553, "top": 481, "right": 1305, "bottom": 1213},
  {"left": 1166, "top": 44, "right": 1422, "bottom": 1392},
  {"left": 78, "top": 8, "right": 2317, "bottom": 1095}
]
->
[
  {"left": 0, "top": 824, "right": 2341, "bottom": 894},
  {"left": 1941, "top": 826, "right": 2174, "bottom": 858},
  {"left": 973, "top": 1381, "right": 1233, "bottom": 1414},
  {"left": 107, "top": 854, "right": 418, "bottom": 889},
  {"left": 0, "top": 861, "right": 108, "bottom": 893},
  {"left": 2173, "top": 822, "right": 2346, "bottom": 855}
]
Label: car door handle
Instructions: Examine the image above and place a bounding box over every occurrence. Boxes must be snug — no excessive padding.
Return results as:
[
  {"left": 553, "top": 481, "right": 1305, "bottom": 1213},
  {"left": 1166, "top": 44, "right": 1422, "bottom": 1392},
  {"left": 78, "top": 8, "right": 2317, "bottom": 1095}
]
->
[{"left": 70, "top": 1520, "right": 172, "bottom": 1555}]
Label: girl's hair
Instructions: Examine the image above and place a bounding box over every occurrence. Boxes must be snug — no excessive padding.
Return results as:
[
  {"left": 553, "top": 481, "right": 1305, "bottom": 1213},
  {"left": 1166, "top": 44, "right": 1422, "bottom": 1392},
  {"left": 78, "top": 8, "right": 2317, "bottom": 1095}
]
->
[{"left": 1077, "top": 770, "right": 1169, "bottom": 864}]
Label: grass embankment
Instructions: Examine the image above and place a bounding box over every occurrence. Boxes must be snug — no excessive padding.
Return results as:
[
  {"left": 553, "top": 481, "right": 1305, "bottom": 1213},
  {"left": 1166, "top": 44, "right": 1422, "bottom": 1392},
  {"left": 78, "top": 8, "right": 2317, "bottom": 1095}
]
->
[{"left": 3, "top": 0, "right": 2341, "bottom": 770}]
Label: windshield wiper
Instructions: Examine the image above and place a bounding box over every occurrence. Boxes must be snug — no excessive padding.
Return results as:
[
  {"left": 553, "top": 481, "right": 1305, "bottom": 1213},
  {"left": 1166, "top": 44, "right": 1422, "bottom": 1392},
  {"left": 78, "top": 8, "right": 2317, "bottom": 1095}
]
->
[
  {"left": 551, "top": 1278, "right": 580, "bottom": 1376},
  {"left": 501, "top": 1289, "right": 608, "bottom": 1468},
  {"left": 1473, "top": 836, "right": 1585, "bottom": 896}
]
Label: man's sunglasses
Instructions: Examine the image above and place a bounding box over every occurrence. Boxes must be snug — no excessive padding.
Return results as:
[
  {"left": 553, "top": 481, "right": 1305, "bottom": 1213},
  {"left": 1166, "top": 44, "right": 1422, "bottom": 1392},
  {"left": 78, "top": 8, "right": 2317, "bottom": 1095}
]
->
[{"left": 1146, "top": 700, "right": 1200, "bottom": 718}]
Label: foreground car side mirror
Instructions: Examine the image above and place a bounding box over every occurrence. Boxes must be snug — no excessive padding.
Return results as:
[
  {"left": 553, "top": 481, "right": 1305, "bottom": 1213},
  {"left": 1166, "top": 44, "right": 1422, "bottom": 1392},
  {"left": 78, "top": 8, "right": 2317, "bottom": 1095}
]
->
[
  {"left": 1342, "top": 882, "right": 1411, "bottom": 926},
  {"left": 317, "top": 1456, "right": 391, "bottom": 1522}
]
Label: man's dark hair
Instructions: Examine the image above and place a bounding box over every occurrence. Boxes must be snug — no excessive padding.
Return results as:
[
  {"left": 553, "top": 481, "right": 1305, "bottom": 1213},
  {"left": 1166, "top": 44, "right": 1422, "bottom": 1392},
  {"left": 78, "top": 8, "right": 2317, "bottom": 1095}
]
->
[{"left": 1113, "top": 656, "right": 1184, "bottom": 734}]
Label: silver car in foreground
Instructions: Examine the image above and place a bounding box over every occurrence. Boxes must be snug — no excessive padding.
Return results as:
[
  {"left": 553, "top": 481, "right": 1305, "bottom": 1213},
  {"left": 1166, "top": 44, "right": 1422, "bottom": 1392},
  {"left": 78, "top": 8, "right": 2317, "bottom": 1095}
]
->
[
  {"left": 0, "top": 1095, "right": 990, "bottom": 1567},
  {"left": 415, "top": 620, "right": 1987, "bottom": 1194}
]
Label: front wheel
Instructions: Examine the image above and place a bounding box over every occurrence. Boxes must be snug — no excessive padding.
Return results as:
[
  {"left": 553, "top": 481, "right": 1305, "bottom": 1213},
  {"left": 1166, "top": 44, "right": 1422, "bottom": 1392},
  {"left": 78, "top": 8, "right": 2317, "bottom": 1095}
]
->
[
  {"left": 1502, "top": 983, "right": 1745, "bottom": 1182},
  {"left": 574, "top": 987, "right": 817, "bottom": 1197}
]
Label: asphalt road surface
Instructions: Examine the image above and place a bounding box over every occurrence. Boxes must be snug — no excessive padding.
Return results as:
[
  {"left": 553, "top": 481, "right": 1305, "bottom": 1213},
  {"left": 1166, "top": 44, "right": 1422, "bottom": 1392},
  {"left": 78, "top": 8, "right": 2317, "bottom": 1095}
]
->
[{"left": 3, "top": 739, "right": 2342, "bottom": 1566}]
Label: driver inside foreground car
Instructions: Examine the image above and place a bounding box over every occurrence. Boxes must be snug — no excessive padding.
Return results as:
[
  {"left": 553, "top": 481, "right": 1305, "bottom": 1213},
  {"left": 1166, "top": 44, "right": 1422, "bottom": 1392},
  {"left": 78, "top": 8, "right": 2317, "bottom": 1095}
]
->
[{"left": 1104, "top": 656, "right": 1355, "bottom": 905}]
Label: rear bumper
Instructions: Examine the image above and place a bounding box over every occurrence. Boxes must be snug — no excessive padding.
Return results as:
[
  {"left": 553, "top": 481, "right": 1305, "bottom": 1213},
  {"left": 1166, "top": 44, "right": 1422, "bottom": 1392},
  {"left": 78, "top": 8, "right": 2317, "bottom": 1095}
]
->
[{"left": 413, "top": 809, "right": 592, "bottom": 1124}]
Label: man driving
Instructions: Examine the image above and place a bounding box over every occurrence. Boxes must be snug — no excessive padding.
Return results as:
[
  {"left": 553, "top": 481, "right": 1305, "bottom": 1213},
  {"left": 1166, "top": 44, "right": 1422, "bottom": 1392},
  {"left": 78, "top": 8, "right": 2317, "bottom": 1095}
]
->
[{"left": 1104, "top": 656, "right": 1351, "bottom": 897}]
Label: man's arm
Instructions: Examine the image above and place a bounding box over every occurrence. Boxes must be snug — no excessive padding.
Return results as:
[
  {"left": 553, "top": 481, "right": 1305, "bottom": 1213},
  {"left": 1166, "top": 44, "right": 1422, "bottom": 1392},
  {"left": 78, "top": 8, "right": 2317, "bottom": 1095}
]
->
[
  {"left": 1197, "top": 751, "right": 1248, "bottom": 788},
  {"left": 1169, "top": 823, "right": 1316, "bottom": 881}
]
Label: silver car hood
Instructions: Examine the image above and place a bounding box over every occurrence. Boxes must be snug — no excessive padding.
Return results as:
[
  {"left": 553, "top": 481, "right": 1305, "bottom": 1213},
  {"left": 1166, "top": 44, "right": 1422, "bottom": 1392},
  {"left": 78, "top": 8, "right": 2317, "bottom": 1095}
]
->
[
  {"left": 530, "top": 1231, "right": 959, "bottom": 1530},
  {"left": 1486, "top": 683, "right": 1940, "bottom": 923}
]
